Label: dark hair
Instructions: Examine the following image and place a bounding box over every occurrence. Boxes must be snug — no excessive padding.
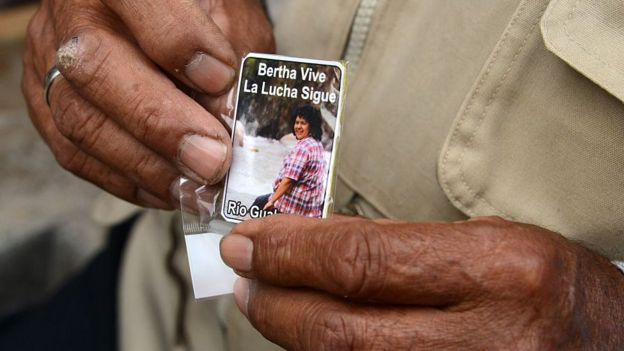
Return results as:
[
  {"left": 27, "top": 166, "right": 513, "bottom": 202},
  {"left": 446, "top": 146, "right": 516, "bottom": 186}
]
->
[{"left": 289, "top": 105, "right": 323, "bottom": 141}]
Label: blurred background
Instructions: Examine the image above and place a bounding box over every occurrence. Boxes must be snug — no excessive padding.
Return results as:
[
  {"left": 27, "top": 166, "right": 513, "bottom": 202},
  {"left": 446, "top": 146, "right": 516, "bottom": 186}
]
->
[{"left": 0, "top": 1, "right": 106, "bottom": 319}]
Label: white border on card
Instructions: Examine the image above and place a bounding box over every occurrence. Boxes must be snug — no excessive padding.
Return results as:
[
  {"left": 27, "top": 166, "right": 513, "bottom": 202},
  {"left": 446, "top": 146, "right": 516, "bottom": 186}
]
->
[{"left": 221, "top": 53, "right": 346, "bottom": 223}]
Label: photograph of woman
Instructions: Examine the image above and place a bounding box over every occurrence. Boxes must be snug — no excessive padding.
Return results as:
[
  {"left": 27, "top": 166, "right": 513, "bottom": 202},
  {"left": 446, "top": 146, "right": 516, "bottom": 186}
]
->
[
  {"left": 222, "top": 55, "right": 343, "bottom": 222},
  {"left": 252, "top": 105, "right": 327, "bottom": 217}
]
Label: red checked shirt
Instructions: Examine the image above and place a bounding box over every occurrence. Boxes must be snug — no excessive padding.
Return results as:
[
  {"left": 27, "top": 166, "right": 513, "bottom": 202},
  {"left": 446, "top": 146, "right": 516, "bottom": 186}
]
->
[{"left": 273, "top": 137, "right": 327, "bottom": 217}]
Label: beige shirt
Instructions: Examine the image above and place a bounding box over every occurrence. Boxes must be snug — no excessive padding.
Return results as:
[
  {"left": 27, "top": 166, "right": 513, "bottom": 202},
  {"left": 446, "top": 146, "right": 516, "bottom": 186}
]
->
[
  {"left": 277, "top": 0, "right": 624, "bottom": 259},
  {"left": 104, "top": 0, "right": 624, "bottom": 350}
]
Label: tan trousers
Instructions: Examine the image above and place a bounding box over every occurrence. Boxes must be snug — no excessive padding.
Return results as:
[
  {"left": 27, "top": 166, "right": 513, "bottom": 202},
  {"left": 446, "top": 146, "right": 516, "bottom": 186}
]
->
[{"left": 114, "top": 208, "right": 281, "bottom": 351}]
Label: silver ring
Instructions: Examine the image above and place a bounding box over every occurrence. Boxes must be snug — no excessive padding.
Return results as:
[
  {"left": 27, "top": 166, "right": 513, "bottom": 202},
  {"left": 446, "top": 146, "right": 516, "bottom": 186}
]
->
[{"left": 43, "top": 65, "right": 62, "bottom": 107}]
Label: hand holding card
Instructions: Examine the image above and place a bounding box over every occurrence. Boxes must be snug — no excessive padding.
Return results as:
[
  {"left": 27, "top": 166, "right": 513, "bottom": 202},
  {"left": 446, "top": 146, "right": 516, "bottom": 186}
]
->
[{"left": 182, "top": 53, "right": 347, "bottom": 299}]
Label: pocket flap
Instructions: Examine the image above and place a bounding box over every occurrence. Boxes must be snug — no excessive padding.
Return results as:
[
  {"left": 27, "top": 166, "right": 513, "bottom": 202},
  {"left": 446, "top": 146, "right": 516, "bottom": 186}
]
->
[{"left": 541, "top": 0, "right": 624, "bottom": 102}]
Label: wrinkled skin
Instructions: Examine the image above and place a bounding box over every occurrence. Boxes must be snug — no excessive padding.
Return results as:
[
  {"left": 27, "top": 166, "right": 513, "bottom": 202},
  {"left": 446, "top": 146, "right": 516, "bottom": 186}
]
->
[
  {"left": 22, "top": 0, "right": 274, "bottom": 209},
  {"left": 222, "top": 215, "right": 624, "bottom": 350}
]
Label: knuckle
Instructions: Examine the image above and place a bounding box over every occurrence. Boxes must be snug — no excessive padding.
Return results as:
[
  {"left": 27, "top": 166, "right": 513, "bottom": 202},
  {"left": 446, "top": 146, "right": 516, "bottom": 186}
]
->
[
  {"left": 124, "top": 11, "right": 192, "bottom": 68},
  {"left": 52, "top": 95, "right": 78, "bottom": 136},
  {"left": 51, "top": 88, "right": 107, "bottom": 150},
  {"left": 325, "top": 220, "right": 386, "bottom": 297},
  {"left": 257, "top": 222, "right": 297, "bottom": 275},
  {"left": 125, "top": 93, "right": 166, "bottom": 143},
  {"left": 301, "top": 306, "right": 356, "bottom": 351},
  {"left": 54, "top": 144, "right": 87, "bottom": 175},
  {"left": 57, "top": 30, "right": 111, "bottom": 95},
  {"left": 150, "top": 18, "right": 181, "bottom": 48},
  {"left": 131, "top": 151, "right": 163, "bottom": 182},
  {"left": 485, "top": 233, "right": 556, "bottom": 299},
  {"left": 506, "top": 248, "right": 550, "bottom": 297}
]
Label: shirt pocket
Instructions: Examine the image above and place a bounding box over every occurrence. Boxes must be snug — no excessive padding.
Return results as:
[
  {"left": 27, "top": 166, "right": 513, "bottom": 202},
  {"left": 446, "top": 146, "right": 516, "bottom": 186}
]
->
[{"left": 438, "top": 0, "right": 624, "bottom": 259}]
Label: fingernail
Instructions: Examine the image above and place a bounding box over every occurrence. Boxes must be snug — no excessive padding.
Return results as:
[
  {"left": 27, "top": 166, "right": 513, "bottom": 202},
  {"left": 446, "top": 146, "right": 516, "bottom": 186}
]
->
[
  {"left": 220, "top": 234, "right": 253, "bottom": 272},
  {"left": 136, "top": 189, "right": 171, "bottom": 209},
  {"left": 185, "top": 52, "right": 236, "bottom": 94},
  {"left": 233, "top": 278, "right": 250, "bottom": 317},
  {"left": 179, "top": 135, "right": 228, "bottom": 184}
]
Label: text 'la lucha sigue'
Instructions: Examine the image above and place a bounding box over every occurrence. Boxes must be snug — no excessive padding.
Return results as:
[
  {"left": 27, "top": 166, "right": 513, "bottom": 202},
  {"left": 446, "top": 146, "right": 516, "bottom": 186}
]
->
[{"left": 243, "top": 62, "right": 338, "bottom": 105}]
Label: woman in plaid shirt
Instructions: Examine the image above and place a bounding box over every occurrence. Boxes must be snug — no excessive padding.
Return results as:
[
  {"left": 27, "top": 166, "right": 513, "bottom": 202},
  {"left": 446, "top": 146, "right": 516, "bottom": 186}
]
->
[{"left": 253, "top": 105, "right": 327, "bottom": 217}]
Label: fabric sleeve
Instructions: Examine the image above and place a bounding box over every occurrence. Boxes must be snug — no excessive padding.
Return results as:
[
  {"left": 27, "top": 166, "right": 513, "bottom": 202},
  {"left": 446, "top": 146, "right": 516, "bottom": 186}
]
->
[{"left": 281, "top": 144, "right": 309, "bottom": 182}]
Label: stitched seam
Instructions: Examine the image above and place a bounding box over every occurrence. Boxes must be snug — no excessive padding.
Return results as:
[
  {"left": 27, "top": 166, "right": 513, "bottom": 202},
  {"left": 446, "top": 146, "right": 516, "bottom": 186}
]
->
[
  {"left": 458, "top": 2, "right": 551, "bottom": 219},
  {"left": 441, "top": 0, "right": 550, "bottom": 220},
  {"left": 440, "top": 1, "right": 528, "bottom": 217},
  {"left": 440, "top": 1, "right": 529, "bottom": 218},
  {"left": 562, "top": 0, "right": 620, "bottom": 75},
  {"left": 543, "top": 0, "right": 622, "bottom": 84},
  {"left": 459, "top": 8, "right": 547, "bottom": 219}
]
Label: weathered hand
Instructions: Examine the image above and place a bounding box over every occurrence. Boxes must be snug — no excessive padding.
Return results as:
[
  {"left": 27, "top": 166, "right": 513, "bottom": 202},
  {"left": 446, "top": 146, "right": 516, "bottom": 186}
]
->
[
  {"left": 221, "top": 215, "right": 624, "bottom": 350},
  {"left": 23, "top": 0, "right": 274, "bottom": 209}
]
